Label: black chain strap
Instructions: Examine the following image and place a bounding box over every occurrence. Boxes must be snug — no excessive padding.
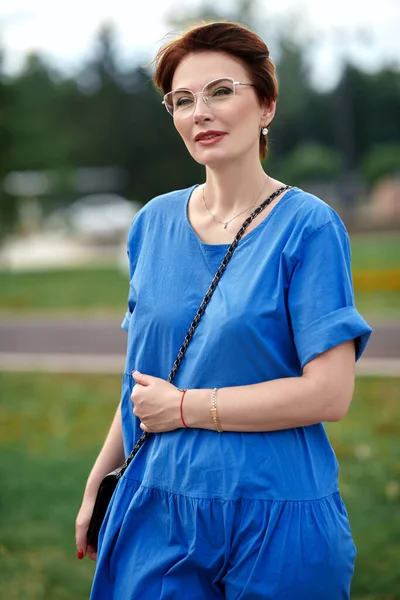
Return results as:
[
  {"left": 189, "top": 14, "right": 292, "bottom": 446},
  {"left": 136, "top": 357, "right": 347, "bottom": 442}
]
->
[{"left": 116, "top": 185, "right": 291, "bottom": 478}]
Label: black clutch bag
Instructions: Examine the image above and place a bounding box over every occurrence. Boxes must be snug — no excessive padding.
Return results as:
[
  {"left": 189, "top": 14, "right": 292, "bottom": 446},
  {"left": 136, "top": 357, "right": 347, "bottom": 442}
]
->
[
  {"left": 86, "top": 185, "right": 290, "bottom": 551},
  {"left": 87, "top": 432, "right": 150, "bottom": 549},
  {"left": 87, "top": 468, "right": 123, "bottom": 547}
]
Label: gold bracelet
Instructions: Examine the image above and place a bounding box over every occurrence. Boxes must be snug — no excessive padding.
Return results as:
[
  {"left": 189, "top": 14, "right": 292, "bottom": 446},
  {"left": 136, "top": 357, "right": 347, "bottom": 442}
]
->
[{"left": 210, "top": 388, "right": 223, "bottom": 433}]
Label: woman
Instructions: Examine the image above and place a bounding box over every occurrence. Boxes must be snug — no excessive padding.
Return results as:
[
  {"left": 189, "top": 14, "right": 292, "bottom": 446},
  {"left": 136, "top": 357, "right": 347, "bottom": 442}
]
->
[{"left": 76, "top": 21, "right": 372, "bottom": 599}]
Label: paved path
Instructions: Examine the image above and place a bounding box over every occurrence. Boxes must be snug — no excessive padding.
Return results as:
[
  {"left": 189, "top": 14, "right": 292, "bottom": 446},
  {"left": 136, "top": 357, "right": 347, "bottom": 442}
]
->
[
  {"left": 0, "top": 317, "right": 398, "bottom": 375},
  {"left": 0, "top": 317, "right": 127, "bottom": 355}
]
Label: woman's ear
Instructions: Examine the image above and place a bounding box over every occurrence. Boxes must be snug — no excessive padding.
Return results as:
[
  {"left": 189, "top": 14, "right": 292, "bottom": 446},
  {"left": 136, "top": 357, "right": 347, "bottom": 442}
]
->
[{"left": 261, "top": 100, "right": 276, "bottom": 126}]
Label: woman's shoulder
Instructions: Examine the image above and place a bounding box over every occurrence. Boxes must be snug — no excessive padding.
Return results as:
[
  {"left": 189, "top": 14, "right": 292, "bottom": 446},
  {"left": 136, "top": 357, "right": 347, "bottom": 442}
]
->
[
  {"left": 127, "top": 185, "right": 197, "bottom": 243},
  {"left": 138, "top": 185, "right": 197, "bottom": 218},
  {"left": 286, "top": 186, "right": 347, "bottom": 239}
]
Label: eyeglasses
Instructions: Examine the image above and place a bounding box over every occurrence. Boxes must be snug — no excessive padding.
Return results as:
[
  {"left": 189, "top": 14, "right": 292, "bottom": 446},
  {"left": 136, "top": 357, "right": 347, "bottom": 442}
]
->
[{"left": 162, "top": 77, "right": 255, "bottom": 117}]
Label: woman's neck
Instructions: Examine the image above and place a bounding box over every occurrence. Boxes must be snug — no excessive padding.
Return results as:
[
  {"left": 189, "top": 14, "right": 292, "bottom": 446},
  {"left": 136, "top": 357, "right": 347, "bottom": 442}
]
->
[{"left": 203, "top": 156, "right": 270, "bottom": 219}]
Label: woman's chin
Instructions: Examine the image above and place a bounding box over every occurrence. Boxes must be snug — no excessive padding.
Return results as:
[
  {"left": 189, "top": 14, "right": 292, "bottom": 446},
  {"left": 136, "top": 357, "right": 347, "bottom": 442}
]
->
[{"left": 192, "top": 148, "right": 235, "bottom": 168}]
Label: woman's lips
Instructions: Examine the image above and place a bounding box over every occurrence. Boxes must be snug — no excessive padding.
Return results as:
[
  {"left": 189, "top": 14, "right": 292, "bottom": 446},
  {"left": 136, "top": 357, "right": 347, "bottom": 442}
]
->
[{"left": 196, "top": 133, "right": 227, "bottom": 146}]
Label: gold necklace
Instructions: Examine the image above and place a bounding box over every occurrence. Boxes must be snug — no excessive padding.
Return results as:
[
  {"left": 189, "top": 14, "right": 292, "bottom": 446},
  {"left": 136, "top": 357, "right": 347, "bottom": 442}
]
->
[{"left": 202, "top": 176, "right": 270, "bottom": 229}]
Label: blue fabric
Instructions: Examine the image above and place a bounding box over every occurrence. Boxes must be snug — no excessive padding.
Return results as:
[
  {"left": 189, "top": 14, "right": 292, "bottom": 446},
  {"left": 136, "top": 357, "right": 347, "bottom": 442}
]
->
[{"left": 90, "top": 185, "right": 372, "bottom": 599}]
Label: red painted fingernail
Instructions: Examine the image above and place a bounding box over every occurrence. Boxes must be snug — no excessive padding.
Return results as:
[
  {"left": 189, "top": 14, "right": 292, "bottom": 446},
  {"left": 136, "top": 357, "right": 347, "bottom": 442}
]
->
[{"left": 77, "top": 549, "right": 84, "bottom": 560}]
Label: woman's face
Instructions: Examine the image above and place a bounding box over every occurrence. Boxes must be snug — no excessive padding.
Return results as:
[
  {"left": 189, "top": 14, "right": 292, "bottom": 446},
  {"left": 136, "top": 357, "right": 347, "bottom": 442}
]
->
[{"left": 170, "top": 51, "right": 275, "bottom": 167}]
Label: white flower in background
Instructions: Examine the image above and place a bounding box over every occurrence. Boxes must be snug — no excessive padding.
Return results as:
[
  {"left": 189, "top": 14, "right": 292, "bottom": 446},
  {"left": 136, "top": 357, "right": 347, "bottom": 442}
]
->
[
  {"left": 354, "top": 444, "right": 373, "bottom": 460},
  {"left": 385, "top": 481, "right": 400, "bottom": 500}
]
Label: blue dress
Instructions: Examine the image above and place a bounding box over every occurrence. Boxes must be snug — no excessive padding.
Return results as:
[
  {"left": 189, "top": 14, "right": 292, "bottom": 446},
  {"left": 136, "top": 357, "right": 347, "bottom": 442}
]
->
[{"left": 90, "top": 185, "right": 372, "bottom": 599}]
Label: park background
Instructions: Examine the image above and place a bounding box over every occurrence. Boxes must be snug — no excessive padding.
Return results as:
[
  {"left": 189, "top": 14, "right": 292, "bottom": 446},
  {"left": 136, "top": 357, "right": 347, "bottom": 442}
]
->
[{"left": 0, "top": 1, "right": 399, "bottom": 598}]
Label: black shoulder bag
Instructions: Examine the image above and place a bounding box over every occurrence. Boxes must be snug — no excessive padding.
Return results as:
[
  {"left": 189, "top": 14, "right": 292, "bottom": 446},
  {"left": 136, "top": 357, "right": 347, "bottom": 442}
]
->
[{"left": 87, "top": 185, "right": 290, "bottom": 550}]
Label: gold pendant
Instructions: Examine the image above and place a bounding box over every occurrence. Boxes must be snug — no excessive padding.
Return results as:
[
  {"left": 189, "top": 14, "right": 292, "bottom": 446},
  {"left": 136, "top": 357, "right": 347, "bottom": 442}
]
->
[{"left": 223, "top": 223, "right": 228, "bottom": 229}]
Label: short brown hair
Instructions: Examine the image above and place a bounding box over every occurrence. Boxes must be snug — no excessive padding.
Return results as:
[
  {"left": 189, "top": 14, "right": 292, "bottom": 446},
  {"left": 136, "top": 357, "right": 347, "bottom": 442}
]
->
[{"left": 153, "top": 21, "right": 278, "bottom": 159}]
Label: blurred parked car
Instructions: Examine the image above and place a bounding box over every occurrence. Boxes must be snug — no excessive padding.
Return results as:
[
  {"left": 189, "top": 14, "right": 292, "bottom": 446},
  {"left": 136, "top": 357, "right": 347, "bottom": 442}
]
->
[{"left": 46, "top": 194, "right": 141, "bottom": 242}]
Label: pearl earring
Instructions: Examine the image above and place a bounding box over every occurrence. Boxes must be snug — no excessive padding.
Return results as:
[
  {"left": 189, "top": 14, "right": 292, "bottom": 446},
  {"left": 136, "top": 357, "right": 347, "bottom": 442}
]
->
[{"left": 261, "top": 127, "right": 269, "bottom": 136}]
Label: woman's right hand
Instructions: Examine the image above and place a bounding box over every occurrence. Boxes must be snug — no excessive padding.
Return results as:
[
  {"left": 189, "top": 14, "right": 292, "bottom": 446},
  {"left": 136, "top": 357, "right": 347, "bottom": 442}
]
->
[
  {"left": 75, "top": 497, "right": 98, "bottom": 561},
  {"left": 75, "top": 402, "right": 124, "bottom": 562}
]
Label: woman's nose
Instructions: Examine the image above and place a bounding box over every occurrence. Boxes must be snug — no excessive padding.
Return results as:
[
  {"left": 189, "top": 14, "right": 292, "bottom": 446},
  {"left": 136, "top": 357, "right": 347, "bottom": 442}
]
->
[{"left": 192, "top": 95, "right": 213, "bottom": 122}]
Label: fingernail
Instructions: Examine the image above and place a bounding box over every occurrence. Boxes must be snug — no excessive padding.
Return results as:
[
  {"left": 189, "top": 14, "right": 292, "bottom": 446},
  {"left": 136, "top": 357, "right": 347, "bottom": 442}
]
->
[
  {"left": 132, "top": 370, "right": 140, "bottom": 376},
  {"left": 77, "top": 549, "right": 84, "bottom": 560}
]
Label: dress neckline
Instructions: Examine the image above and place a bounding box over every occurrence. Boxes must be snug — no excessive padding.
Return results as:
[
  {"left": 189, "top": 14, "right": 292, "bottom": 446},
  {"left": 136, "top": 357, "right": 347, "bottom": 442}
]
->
[{"left": 184, "top": 184, "right": 298, "bottom": 250}]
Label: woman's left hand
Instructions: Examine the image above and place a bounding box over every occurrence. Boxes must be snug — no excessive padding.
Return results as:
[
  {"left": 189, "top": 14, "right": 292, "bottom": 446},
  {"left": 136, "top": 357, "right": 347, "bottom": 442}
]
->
[{"left": 131, "top": 370, "right": 183, "bottom": 433}]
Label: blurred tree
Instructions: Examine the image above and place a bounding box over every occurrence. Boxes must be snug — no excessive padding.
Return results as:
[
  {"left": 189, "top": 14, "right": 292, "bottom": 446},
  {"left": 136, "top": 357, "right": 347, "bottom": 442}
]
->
[
  {"left": 6, "top": 53, "right": 78, "bottom": 170},
  {"left": 74, "top": 23, "right": 203, "bottom": 202},
  {"left": 1, "top": 13, "right": 399, "bottom": 221},
  {"left": 165, "top": 2, "right": 230, "bottom": 29},
  {"left": 333, "top": 63, "right": 360, "bottom": 212},
  {"left": 74, "top": 23, "right": 131, "bottom": 167},
  {"left": 360, "top": 143, "right": 400, "bottom": 186},
  {"left": 0, "top": 48, "right": 17, "bottom": 238},
  {"left": 0, "top": 49, "right": 10, "bottom": 173},
  {"left": 278, "top": 143, "right": 341, "bottom": 185},
  {"left": 350, "top": 66, "right": 400, "bottom": 159},
  {"left": 269, "top": 38, "right": 314, "bottom": 157},
  {"left": 335, "top": 64, "right": 357, "bottom": 172},
  {"left": 236, "top": 0, "right": 255, "bottom": 23},
  {"left": 331, "top": 63, "right": 400, "bottom": 210}
]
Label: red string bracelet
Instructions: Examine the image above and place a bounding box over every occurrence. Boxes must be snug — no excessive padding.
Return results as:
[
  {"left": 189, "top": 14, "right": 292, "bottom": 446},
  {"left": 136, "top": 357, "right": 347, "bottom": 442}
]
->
[{"left": 179, "top": 389, "right": 189, "bottom": 428}]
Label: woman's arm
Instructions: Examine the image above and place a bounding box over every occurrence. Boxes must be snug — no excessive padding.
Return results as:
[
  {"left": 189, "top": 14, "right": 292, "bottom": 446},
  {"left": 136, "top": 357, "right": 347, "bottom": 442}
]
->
[
  {"left": 132, "top": 340, "right": 356, "bottom": 434},
  {"left": 75, "top": 403, "right": 125, "bottom": 560},
  {"left": 81, "top": 402, "right": 125, "bottom": 500},
  {"left": 186, "top": 340, "right": 356, "bottom": 431}
]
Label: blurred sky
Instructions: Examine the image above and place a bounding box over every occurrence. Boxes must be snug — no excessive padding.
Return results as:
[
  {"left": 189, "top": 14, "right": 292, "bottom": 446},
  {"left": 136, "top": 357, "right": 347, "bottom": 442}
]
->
[{"left": 1, "top": 0, "right": 399, "bottom": 90}]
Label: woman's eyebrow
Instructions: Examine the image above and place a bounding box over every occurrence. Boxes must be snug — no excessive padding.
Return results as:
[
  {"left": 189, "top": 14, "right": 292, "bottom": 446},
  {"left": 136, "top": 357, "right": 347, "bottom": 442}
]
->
[
  {"left": 171, "top": 86, "right": 193, "bottom": 91},
  {"left": 172, "top": 78, "right": 228, "bottom": 92}
]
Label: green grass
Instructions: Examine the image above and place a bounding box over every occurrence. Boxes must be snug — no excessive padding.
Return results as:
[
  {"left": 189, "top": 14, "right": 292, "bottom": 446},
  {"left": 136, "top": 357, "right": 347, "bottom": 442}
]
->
[
  {"left": 354, "top": 290, "right": 400, "bottom": 319},
  {"left": 0, "top": 267, "right": 127, "bottom": 315},
  {"left": 0, "top": 373, "right": 399, "bottom": 599},
  {"left": 0, "top": 373, "right": 119, "bottom": 600},
  {"left": 0, "top": 233, "right": 399, "bottom": 318},
  {"left": 350, "top": 233, "right": 400, "bottom": 271},
  {"left": 325, "top": 378, "right": 400, "bottom": 598}
]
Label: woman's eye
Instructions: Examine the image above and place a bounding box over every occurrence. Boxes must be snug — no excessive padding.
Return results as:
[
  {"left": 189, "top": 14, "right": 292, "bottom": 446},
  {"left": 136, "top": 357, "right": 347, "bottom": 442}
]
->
[
  {"left": 176, "top": 96, "right": 194, "bottom": 107},
  {"left": 212, "top": 87, "right": 233, "bottom": 97}
]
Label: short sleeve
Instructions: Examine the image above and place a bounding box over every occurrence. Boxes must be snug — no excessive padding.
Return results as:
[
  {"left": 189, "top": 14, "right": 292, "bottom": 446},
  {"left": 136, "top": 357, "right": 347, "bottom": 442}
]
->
[
  {"left": 121, "top": 306, "right": 132, "bottom": 332},
  {"left": 121, "top": 262, "right": 135, "bottom": 332},
  {"left": 121, "top": 219, "right": 138, "bottom": 332},
  {"left": 288, "top": 221, "right": 372, "bottom": 368}
]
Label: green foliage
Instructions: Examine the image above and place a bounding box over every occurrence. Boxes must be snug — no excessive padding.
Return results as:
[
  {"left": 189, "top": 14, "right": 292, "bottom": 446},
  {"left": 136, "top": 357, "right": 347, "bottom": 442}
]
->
[
  {"left": 350, "top": 233, "right": 400, "bottom": 270},
  {"left": 270, "top": 39, "right": 314, "bottom": 155},
  {"left": 0, "top": 268, "right": 127, "bottom": 314},
  {"left": 326, "top": 377, "right": 400, "bottom": 597},
  {"left": 0, "top": 194, "right": 18, "bottom": 241},
  {"left": 0, "top": 18, "right": 399, "bottom": 226},
  {"left": 0, "top": 372, "right": 117, "bottom": 599},
  {"left": 354, "top": 290, "right": 400, "bottom": 318},
  {"left": 279, "top": 142, "right": 341, "bottom": 184},
  {"left": 0, "top": 373, "right": 399, "bottom": 598},
  {"left": 6, "top": 54, "right": 76, "bottom": 170},
  {"left": 349, "top": 66, "right": 400, "bottom": 160},
  {"left": 0, "top": 52, "right": 18, "bottom": 239},
  {"left": 360, "top": 143, "right": 400, "bottom": 186}
]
